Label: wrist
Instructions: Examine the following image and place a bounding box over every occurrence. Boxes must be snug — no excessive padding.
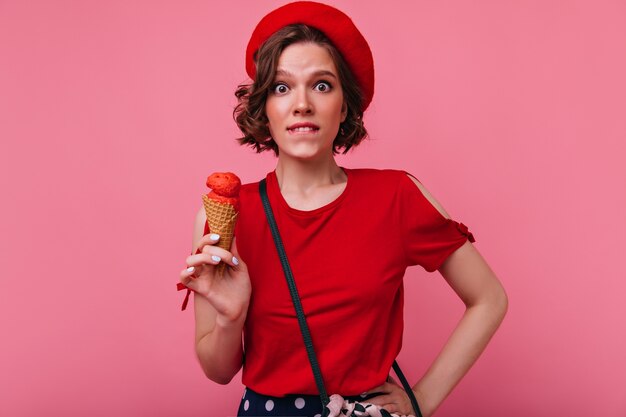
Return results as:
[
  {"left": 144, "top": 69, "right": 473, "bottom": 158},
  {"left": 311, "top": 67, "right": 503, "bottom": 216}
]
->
[
  {"left": 215, "top": 308, "right": 248, "bottom": 330},
  {"left": 411, "top": 386, "right": 432, "bottom": 417}
]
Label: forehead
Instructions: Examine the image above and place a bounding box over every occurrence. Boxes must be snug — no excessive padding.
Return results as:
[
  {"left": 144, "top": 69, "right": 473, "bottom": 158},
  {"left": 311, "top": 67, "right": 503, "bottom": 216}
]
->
[{"left": 275, "top": 42, "right": 338, "bottom": 77}]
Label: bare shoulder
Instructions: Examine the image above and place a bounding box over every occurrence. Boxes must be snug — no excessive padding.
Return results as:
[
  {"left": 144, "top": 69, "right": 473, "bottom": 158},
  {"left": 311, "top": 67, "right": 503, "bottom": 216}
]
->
[
  {"left": 192, "top": 205, "right": 207, "bottom": 253},
  {"left": 404, "top": 173, "right": 452, "bottom": 219}
]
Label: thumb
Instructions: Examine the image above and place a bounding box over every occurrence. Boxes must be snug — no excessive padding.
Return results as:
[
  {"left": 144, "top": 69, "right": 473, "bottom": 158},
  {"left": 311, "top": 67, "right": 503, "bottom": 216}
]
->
[
  {"left": 231, "top": 236, "right": 239, "bottom": 255},
  {"left": 231, "top": 237, "right": 246, "bottom": 268}
]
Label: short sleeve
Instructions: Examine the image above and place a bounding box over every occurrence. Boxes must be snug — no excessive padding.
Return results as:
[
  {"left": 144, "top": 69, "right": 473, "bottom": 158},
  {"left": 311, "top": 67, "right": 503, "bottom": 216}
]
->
[{"left": 397, "top": 171, "right": 475, "bottom": 272}]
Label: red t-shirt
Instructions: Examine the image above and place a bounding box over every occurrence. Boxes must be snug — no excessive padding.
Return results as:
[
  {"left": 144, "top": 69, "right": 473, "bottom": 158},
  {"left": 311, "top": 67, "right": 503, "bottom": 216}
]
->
[{"left": 230, "top": 167, "right": 475, "bottom": 396}]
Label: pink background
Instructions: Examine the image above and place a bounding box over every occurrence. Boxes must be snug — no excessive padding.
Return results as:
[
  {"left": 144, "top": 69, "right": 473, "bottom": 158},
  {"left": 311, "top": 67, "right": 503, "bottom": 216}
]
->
[{"left": 1, "top": 0, "right": 625, "bottom": 416}]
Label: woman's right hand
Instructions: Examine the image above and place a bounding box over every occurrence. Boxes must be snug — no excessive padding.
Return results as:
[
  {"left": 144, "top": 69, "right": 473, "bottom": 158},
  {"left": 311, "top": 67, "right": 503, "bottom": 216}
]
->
[{"left": 179, "top": 234, "right": 251, "bottom": 326}]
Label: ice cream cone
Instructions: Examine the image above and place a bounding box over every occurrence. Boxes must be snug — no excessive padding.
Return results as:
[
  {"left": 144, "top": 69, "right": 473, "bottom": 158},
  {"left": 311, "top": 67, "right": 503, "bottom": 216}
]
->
[{"left": 202, "top": 172, "right": 241, "bottom": 276}]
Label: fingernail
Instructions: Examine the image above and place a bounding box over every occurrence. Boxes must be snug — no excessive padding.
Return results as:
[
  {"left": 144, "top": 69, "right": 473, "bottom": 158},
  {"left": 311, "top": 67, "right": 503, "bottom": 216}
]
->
[
  {"left": 209, "top": 233, "right": 220, "bottom": 240},
  {"left": 232, "top": 256, "right": 239, "bottom": 266},
  {"left": 186, "top": 266, "right": 195, "bottom": 273},
  {"left": 211, "top": 255, "right": 221, "bottom": 263}
]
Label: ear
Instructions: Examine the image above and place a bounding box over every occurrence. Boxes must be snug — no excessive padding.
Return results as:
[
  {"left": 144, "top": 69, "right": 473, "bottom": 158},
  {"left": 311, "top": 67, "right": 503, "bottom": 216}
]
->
[{"left": 341, "top": 102, "right": 348, "bottom": 123}]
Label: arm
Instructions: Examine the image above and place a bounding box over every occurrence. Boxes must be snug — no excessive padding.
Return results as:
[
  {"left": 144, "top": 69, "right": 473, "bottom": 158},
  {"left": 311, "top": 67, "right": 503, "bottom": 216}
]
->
[
  {"left": 408, "top": 176, "right": 508, "bottom": 416},
  {"left": 412, "top": 240, "right": 507, "bottom": 416},
  {"left": 339, "top": 174, "right": 507, "bottom": 415},
  {"left": 190, "top": 206, "right": 245, "bottom": 384}
]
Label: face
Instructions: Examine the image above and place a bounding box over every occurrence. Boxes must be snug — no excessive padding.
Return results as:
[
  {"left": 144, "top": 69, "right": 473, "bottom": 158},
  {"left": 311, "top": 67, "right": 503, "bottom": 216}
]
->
[{"left": 265, "top": 42, "right": 347, "bottom": 161}]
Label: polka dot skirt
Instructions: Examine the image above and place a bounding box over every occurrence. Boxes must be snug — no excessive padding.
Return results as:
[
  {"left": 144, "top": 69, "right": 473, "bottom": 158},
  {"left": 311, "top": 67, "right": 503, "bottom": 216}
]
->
[{"left": 237, "top": 387, "right": 390, "bottom": 417}]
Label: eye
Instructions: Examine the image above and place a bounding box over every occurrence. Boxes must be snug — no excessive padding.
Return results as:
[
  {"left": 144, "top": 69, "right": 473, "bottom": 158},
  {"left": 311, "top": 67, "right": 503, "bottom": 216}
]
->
[
  {"left": 314, "top": 81, "right": 332, "bottom": 92},
  {"left": 271, "top": 83, "right": 289, "bottom": 94}
]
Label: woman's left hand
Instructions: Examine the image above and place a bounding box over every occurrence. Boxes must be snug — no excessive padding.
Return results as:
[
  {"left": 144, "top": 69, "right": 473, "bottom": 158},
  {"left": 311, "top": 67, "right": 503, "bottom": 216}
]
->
[{"left": 364, "top": 380, "right": 419, "bottom": 416}]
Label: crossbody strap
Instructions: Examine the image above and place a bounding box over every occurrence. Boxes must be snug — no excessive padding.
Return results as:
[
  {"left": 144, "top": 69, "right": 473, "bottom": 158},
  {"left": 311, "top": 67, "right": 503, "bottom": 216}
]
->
[
  {"left": 259, "top": 179, "right": 330, "bottom": 407},
  {"left": 392, "top": 361, "right": 423, "bottom": 417},
  {"left": 259, "top": 179, "right": 422, "bottom": 417}
]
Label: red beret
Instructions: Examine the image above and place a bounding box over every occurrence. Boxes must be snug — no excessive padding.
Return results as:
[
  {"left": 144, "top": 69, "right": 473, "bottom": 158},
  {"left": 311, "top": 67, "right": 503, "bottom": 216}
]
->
[{"left": 245, "top": 1, "right": 375, "bottom": 112}]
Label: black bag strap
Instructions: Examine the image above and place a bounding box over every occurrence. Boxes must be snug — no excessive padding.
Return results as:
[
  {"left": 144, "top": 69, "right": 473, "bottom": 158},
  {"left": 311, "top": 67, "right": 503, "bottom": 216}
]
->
[
  {"left": 259, "top": 178, "right": 330, "bottom": 406},
  {"left": 392, "top": 361, "right": 423, "bottom": 417},
  {"left": 259, "top": 179, "right": 423, "bottom": 417}
]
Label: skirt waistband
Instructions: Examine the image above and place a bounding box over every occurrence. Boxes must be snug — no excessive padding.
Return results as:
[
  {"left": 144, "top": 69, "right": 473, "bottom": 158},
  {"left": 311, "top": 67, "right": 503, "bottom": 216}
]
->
[{"left": 237, "top": 387, "right": 384, "bottom": 417}]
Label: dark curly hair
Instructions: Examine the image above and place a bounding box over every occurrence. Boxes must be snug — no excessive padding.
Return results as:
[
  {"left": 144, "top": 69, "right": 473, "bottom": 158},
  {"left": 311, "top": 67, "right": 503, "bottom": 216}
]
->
[{"left": 233, "top": 24, "right": 369, "bottom": 156}]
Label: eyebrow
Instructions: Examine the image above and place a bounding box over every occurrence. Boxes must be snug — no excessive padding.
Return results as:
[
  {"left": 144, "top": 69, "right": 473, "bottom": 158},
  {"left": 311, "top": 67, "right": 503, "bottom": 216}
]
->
[{"left": 274, "top": 69, "right": 338, "bottom": 80}]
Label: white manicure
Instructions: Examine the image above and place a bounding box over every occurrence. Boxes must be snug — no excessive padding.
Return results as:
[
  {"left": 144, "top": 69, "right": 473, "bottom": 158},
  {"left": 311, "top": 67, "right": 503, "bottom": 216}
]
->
[
  {"left": 232, "top": 257, "right": 239, "bottom": 266},
  {"left": 210, "top": 233, "right": 220, "bottom": 240},
  {"left": 186, "top": 266, "right": 195, "bottom": 273},
  {"left": 211, "top": 255, "right": 221, "bottom": 262}
]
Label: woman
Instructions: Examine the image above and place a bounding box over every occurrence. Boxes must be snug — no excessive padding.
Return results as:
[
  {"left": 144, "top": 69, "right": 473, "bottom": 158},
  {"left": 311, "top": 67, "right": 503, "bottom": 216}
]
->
[{"left": 178, "top": 2, "right": 508, "bottom": 416}]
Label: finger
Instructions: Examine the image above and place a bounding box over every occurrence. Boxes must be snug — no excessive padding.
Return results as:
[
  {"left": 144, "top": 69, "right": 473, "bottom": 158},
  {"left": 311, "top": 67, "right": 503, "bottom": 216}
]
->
[
  {"left": 231, "top": 236, "right": 240, "bottom": 257},
  {"left": 181, "top": 265, "right": 201, "bottom": 279},
  {"left": 386, "top": 374, "right": 399, "bottom": 385},
  {"left": 186, "top": 252, "right": 225, "bottom": 268},
  {"left": 365, "top": 394, "right": 394, "bottom": 407},
  {"left": 208, "top": 245, "right": 241, "bottom": 269},
  {"left": 379, "top": 403, "right": 398, "bottom": 414},
  {"left": 230, "top": 237, "right": 245, "bottom": 270},
  {"left": 196, "top": 245, "right": 242, "bottom": 269},
  {"left": 365, "top": 383, "right": 387, "bottom": 394},
  {"left": 179, "top": 266, "right": 198, "bottom": 287},
  {"left": 194, "top": 233, "right": 221, "bottom": 253},
  {"left": 191, "top": 262, "right": 207, "bottom": 273},
  {"left": 199, "top": 243, "right": 232, "bottom": 257}
]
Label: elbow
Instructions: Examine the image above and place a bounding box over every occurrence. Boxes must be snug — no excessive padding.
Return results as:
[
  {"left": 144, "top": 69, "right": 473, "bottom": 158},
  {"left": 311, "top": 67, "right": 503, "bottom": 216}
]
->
[
  {"left": 194, "top": 336, "right": 243, "bottom": 385},
  {"left": 491, "top": 284, "right": 509, "bottom": 321},
  {"left": 202, "top": 366, "right": 240, "bottom": 385},
  {"left": 198, "top": 356, "right": 242, "bottom": 385},
  {"left": 208, "top": 373, "right": 236, "bottom": 385},
  {"left": 470, "top": 281, "right": 508, "bottom": 321}
]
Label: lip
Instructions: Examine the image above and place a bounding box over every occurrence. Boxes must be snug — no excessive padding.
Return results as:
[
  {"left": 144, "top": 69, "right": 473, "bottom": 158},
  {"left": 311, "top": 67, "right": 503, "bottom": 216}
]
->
[{"left": 287, "top": 122, "right": 320, "bottom": 131}]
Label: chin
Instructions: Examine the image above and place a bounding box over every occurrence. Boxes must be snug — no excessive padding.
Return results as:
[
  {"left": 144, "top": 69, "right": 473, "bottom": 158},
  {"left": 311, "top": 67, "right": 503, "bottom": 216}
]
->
[
  {"left": 279, "top": 143, "right": 333, "bottom": 160},
  {"left": 289, "top": 149, "right": 334, "bottom": 162}
]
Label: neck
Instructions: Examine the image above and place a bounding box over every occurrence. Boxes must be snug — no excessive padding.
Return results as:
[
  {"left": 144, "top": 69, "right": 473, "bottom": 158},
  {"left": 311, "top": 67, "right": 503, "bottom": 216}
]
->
[{"left": 274, "top": 155, "right": 346, "bottom": 193}]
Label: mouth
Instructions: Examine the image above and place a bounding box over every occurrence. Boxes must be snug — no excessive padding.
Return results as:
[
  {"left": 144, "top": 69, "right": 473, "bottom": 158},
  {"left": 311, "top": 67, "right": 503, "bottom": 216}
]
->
[
  {"left": 287, "top": 123, "right": 320, "bottom": 134},
  {"left": 287, "top": 126, "right": 320, "bottom": 134}
]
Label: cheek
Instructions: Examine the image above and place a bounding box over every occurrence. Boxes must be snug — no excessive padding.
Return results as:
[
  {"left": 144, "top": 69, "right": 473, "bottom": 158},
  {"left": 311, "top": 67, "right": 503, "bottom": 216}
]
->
[
  {"left": 264, "top": 105, "right": 276, "bottom": 135},
  {"left": 265, "top": 102, "right": 284, "bottom": 125},
  {"left": 330, "top": 95, "right": 345, "bottom": 118},
  {"left": 326, "top": 100, "right": 345, "bottom": 123},
  {"left": 266, "top": 119, "right": 279, "bottom": 138},
  {"left": 266, "top": 121, "right": 281, "bottom": 141}
]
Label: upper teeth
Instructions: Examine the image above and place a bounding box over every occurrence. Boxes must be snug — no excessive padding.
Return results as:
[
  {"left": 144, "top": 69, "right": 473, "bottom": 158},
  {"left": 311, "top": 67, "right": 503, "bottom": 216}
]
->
[{"left": 291, "top": 126, "right": 316, "bottom": 132}]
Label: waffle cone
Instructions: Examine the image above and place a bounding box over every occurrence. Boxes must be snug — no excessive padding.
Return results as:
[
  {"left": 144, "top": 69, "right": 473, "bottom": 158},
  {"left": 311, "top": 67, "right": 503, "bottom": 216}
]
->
[{"left": 202, "top": 195, "right": 238, "bottom": 276}]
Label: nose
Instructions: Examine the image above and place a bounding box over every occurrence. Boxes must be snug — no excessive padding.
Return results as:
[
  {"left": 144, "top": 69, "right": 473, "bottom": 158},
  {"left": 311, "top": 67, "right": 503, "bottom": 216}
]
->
[{"left": 293, "top": 87, "right": 313, "bottom": 115}]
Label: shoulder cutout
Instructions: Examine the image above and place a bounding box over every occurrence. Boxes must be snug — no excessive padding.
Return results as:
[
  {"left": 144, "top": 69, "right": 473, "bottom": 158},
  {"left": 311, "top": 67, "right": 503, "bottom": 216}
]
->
[{"left": 405, "top": 173, "right": 452, "bottom": 219}]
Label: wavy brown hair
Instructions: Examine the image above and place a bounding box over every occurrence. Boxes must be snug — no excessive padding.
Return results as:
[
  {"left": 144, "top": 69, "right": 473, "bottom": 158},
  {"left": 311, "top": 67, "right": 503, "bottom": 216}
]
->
[{"left": 233, "top": 24, "right": 368, "bottom": 156}]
